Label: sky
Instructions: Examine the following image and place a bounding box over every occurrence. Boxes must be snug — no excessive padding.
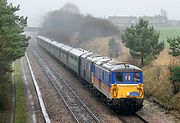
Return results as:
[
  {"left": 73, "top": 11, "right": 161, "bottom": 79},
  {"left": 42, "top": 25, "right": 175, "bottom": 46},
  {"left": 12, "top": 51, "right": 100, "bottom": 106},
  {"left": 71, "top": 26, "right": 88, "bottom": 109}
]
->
[{"left": 7, "top": 0, "right": 180, "bottom": 27}]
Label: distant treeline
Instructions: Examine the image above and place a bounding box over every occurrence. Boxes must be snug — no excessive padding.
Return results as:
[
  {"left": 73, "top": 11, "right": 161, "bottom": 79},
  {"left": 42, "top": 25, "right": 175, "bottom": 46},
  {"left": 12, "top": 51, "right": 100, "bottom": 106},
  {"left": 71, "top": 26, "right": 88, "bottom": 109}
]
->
[{"left": 39, "top": 3, "right": 119, "bottom": 46}]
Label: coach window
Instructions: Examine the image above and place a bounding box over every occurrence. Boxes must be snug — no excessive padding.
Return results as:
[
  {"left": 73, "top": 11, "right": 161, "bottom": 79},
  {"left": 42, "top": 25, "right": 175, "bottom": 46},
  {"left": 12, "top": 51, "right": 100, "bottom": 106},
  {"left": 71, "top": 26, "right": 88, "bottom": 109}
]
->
[{"left": 115, "top": 72, "right": 123, "bottom": 82}]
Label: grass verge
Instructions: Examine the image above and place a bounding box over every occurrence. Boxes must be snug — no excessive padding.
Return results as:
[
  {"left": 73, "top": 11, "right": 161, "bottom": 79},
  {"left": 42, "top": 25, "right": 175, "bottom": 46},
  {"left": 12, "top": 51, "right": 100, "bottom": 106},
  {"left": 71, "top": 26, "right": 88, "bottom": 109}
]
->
[{"left": 14, "top": 59, "right": 26, "bottom": 123}]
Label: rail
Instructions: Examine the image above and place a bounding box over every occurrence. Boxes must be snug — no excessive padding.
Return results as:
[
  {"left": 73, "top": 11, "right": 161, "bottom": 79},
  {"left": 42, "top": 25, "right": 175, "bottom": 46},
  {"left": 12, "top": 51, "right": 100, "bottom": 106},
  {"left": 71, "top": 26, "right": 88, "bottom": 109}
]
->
[
  {"left": 31, "top": 48, "right": 101, "bottom": 123},
  {"left": 25, "top": 53, "right": 51, "bottom": 123}
]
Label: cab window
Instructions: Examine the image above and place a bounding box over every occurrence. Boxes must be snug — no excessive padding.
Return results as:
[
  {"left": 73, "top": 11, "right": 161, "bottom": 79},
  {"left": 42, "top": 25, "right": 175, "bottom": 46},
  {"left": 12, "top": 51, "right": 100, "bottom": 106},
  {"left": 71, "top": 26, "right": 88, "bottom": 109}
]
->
[
  {"left": 115, "top": 72, "right": 123, "bottom": 82},
  {"left": 132, "top": 72, "right": 140, "bottom": 82}
]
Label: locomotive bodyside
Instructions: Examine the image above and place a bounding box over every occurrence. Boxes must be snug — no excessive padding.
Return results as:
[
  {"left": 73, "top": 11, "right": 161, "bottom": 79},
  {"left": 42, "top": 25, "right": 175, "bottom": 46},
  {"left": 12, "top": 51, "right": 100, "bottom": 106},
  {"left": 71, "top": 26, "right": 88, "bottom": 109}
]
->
[{"left": 79, "top": 52, "right": 94, "bottom": 82}]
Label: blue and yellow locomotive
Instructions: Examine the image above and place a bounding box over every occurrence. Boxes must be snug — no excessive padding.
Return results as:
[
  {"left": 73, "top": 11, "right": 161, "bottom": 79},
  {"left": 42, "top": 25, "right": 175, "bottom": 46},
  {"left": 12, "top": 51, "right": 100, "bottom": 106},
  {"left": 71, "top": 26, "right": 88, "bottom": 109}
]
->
[{"left": 37, "top": 35, "right": 144, "bottom": 112}]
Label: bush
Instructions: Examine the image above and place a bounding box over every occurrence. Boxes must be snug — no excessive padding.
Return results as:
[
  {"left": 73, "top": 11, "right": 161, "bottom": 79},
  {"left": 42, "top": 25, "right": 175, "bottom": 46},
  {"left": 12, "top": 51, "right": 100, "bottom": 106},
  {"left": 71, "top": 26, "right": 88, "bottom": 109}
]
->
[
  {"left": 167, "top": 36, "right": 180, "bottom": 57},
  {"left": 169, "top": 66, "right": 180, "bottom": 94}
]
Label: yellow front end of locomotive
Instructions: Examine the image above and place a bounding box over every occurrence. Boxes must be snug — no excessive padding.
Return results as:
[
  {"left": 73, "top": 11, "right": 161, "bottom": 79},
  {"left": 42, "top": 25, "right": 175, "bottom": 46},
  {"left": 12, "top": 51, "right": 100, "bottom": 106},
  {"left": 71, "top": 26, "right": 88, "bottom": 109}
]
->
[{"left": 111, "top": 84, "right": 144, "bottom": 99}]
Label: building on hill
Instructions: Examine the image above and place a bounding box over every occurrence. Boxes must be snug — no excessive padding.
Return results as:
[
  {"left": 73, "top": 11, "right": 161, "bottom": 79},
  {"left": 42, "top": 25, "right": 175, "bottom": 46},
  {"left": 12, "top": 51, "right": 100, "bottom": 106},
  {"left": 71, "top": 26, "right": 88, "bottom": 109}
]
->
[
  {"left": 108, "top": 10, "right": 168, "bottom": 28},
  {"left": 108, "top": 16, "right": 137, "bottom": 28},
  {"left": 140, "top": 15, "right": 167, "bottom": 26}
]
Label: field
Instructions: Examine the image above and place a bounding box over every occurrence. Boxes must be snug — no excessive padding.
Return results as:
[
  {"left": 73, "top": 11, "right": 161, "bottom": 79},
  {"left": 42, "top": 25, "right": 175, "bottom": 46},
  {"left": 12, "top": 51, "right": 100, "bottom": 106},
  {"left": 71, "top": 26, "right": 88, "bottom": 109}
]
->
[{"left": 155, "top": 27, "right": 180, "bottom": 47}]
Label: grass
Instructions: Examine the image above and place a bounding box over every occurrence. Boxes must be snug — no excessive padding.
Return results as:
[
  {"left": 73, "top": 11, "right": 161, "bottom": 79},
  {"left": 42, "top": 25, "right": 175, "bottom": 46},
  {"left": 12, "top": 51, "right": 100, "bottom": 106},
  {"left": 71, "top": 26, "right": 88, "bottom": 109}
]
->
[
  {"left": 143, "top": 49, "right": 180, "bottom": 111},
  {"left": 14, "top": 59, "right": 26, "bottom": 123},
  {"left": 155, "top": 27, "right": 180, "bottom": 47}
]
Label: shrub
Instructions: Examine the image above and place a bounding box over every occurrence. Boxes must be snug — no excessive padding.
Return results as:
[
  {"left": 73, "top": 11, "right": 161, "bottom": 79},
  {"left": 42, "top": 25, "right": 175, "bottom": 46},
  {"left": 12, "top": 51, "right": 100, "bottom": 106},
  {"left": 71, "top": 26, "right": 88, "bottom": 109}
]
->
[{"left": 169, "top": 66, "right": 180, "bottom": 94}]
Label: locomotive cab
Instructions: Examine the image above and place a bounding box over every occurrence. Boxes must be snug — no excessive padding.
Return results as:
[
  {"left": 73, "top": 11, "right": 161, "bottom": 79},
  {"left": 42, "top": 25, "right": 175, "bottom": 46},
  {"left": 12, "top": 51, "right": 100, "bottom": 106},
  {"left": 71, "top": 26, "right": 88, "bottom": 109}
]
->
[
  {"left": 112, "top": 71, "right": 144, "bottom": 99},
  {"left": 102, "top": 61, "right": 144, "bottom": 111}
]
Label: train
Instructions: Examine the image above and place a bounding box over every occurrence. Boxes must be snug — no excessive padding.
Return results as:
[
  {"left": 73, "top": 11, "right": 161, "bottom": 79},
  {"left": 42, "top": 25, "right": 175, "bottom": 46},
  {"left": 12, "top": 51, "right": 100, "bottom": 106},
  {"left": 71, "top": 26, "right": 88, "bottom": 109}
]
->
[{"left": 37, "top": 35, "right": 144, "bottom": 112}]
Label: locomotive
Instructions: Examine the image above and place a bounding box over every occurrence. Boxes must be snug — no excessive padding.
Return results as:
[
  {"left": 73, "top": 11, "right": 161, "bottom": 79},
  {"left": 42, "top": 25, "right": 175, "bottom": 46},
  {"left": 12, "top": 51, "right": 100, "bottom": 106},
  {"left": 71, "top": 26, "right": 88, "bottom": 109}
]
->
[{"left": 37, "top": 35, "right": 144, "bottom": 112}]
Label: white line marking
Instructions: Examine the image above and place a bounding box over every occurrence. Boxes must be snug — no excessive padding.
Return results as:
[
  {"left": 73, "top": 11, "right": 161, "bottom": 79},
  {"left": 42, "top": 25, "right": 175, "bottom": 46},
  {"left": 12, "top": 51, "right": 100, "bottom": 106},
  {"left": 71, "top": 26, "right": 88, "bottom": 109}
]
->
[
  {"left": 25, "top": 53, "right": 51, "bottom": 123},
  {"left": 21, "top": 58, "right": 37, "bottom": 123}
]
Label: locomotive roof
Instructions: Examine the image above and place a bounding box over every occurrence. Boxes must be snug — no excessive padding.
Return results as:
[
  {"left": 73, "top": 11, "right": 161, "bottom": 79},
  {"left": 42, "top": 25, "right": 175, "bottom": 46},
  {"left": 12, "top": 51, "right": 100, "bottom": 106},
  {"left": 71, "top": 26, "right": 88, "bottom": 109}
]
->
[
  {"left": 94, "top": 57, "right": 111, "bottom": 66},
  {"left": 69, "top": 48, "right": 89, "bottom": 57},
  {"left": 102, "top": 60, "right": 142, "bottom": 72}
]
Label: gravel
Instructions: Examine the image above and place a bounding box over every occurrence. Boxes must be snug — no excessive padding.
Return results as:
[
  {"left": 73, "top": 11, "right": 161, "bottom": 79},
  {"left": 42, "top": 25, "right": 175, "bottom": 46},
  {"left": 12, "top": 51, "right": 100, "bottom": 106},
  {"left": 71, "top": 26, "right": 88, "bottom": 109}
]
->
[
  {"left": 25, "top": 36, "right": 76, "bottom": 122},
  {"left": 21, "top": 57, "right": 44, "bottom": 123}
]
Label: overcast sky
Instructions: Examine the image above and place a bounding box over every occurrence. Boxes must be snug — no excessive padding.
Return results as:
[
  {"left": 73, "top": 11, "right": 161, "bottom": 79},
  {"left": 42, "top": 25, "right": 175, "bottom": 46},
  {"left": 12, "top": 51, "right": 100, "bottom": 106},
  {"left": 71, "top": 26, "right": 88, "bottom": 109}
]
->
[{"left": 8, "top": 0, "right": 180, "bottom": 27}]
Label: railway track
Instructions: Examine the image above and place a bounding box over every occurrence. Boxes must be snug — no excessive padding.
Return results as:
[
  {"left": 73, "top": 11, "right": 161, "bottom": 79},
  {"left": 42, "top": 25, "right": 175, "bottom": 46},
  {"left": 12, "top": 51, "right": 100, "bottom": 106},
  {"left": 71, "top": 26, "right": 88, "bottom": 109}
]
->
[
  {"left": 96, "top": 98, "right": 149, "bottom": 123},
  {"left": 134, "top": 113, "right": 148, "bottom": 123},
  {"left": 25, "top": 53, "right": 51, "bottom": 123},
  {"left": 32, "top": 43, "right": 149, "bottom": 123},
  {"left": 31, "top": 48, "right": 101, "bottom": 123}
]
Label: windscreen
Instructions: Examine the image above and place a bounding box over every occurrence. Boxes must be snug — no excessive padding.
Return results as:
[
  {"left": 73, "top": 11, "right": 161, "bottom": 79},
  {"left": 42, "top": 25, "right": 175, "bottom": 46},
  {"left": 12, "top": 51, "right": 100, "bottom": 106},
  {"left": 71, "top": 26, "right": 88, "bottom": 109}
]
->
[
  {"left": 132, "top": 72, "right": 140, "bottom": 82},
  {"left": 115, "top": 72, "right": 142, "bottom": 83},
  {"left": 115, "top": 72, "right": 123, "bottom": 82}
]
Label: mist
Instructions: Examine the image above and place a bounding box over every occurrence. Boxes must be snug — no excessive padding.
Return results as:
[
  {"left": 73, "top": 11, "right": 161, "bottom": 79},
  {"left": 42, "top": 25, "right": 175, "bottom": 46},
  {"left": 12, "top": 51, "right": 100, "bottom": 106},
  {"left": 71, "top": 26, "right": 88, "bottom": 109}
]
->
[
  {"left": 39, "top": 3, "right": 119, "bottom": 46},
  {"left": 7, "top": 0, "right": 180, "bottom": 27}
]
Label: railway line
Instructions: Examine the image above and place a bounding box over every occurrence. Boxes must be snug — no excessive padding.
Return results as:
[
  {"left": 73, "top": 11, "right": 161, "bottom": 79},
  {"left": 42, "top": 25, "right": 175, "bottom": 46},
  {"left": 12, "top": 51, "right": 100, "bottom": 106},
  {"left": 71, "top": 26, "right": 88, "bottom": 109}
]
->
[
  {"left": 21, "top": 58, "right": 37, "bottom": 123},
  {"left": 28, "top": 35, "right": 149, "bottom": 123},
  {"left": 25, "top": 53, "right": 51, "bottom": 123},
  {"left": 31, "top": 47, "right": 102, "bottom": 123}
]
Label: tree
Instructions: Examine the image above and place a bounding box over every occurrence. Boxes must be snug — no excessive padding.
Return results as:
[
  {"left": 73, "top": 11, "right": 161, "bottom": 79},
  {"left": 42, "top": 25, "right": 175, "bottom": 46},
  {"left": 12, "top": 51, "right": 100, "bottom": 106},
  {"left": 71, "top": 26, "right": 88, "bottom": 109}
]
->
[
  {"left": 167, "top": 37, "right": 180, "bottom": 94},
  {"left": 169, "top": 66, "right": 180, "bottom": 94},
  {"left": 122, "top": 19, "right": 164, "bottom": 66},
  {"left": 61, "top": 2, "right": 80, "bottom": 14},
  {"left": 108, "top": 37, "right": 119, "bottom": 57},
  {"left": 167, "top": 36, "right": 180, "bottom": 57},
  {"left": 0, "top": 0, "right": 29, "bottom": 109}
]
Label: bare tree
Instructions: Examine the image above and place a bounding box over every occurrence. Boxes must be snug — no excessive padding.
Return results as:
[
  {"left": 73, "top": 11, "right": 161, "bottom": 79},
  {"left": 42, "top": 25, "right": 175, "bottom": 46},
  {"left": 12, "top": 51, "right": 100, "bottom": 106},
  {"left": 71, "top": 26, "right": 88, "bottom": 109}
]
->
[{"left": 61, "top": 2, "right": 80, "bottom": 14}]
